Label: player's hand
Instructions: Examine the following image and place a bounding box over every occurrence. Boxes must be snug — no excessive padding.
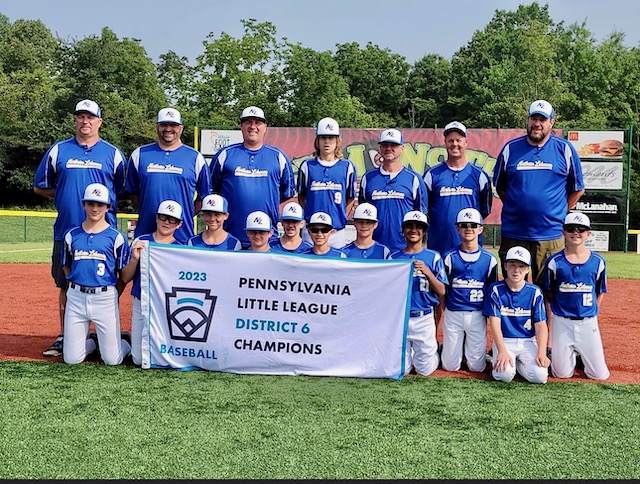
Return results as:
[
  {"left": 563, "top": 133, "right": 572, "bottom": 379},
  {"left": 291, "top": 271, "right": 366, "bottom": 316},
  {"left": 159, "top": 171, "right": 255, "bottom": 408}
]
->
[
  {"left": 536, "top": 352, "right": 551, "bottom": 368},
  {"left": 413, "top": 259, "right": 429, "bottom": 274},
  {"left": 131, "top": 240, "right": 146, "bottom": 260},
  {"left": 493, "top": 351, "right": 513, "bottom": 373}
]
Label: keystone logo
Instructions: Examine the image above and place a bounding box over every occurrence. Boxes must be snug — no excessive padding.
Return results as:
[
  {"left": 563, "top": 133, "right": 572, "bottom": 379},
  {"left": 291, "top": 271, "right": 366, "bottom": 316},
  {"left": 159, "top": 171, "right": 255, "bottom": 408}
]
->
[{"left": 165, "top": 288, "right": 216, "bottom": 342}]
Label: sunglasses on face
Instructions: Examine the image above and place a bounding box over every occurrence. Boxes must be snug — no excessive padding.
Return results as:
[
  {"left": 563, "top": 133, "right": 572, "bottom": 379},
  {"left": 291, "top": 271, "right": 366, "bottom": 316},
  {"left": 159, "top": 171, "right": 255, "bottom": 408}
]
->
[
  {"left": 157, "top": 213, "right": 180, "bottom": 224},
  {"left": 309, "top": 227, "right": 331, "bottom": 234},
  {"left": 564, "top": 225, "right": 588, "bottom": 233},
  {"left": 458, "top": 222, "right": 480, "bottom": 229}
]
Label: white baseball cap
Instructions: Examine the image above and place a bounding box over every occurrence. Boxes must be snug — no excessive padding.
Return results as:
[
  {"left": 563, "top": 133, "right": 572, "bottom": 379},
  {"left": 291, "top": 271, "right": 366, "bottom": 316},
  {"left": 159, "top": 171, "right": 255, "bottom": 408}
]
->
[
  {"left": 74, "top": 99, "right": 101, "bottom": 117},
  {"left": 309, "top": 211, "right": 333, "bottom": 227},
  {"left": 245, "top": 211, "right": 273, "bottom": 231},
  {"left": 353, "top": 202, "right": 378, "bottom": 222},
  {"left": 240, "top": 106, "right": 267, "bottom": 123},
  {"left": 402, "top": 210, "right": 429, "bottom": 227},
  {"left": 443, "top": 121, "right": 467, "bottom": 137},
  {"left": 316, "top": 117, "right": 340, "bottom": 136},
  {"left": 280, "top": 201, "right": 304, "bottom": 221},
  {"left": 456, "top": 208, "right": 482, "bottom": 225},
  {"left": 505, "top": 246, "right": 532, "bottom": 266},
  {"left": 82, "top": 183, "right": 110, "bottom": 204},
  {"left": 529, "top": 99, "right": 555, "bottom": 119},
  {"left": 201, "top": 194, "right": 228, "bottom": 213},
  {"left": 157, "top": 107, "right": 183, "bottom": 125},
  {"left": 379, "top": 128, "right": 403, "bottom": 145},
  {"left": 157, "top": 200, "right": 183, "bottom": 221},
  {"left": 564, "top": 211, "right": 591, "bottom": 229}
]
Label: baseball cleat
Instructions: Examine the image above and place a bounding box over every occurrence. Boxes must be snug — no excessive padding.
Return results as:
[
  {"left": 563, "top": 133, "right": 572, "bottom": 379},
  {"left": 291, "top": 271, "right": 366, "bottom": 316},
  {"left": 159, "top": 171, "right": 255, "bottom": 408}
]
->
[
  {"left": 43, "top": 335, "right": 63, "bottom": 357},
  {"left": 87, "top": 331, "right": 100, "bottom": 360}
]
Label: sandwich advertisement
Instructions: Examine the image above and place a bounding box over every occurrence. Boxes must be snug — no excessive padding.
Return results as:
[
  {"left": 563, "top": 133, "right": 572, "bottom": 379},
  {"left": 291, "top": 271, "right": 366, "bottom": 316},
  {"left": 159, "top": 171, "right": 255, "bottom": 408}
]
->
[{"left": 568, "top": 130, "right": 625, "bottom": 159}]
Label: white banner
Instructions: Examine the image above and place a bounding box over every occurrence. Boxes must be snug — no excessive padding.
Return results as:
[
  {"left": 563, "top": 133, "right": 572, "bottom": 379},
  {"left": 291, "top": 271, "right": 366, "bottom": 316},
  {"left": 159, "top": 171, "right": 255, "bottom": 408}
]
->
[
  {"left": 581, "top": 161, "right": 623, "bottom": 190},
  {"left": 140, "top": 244, "right": 412, "bottom": 379},
  {"left": 199, "top": 129, "right": 243, "bottom": 156}
]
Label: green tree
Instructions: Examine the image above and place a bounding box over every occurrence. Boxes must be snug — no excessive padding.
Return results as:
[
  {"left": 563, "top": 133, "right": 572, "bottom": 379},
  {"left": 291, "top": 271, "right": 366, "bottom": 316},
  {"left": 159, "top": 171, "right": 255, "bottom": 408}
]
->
[{"left": 405, "top": 54, "right": 452, "bottom": 128}]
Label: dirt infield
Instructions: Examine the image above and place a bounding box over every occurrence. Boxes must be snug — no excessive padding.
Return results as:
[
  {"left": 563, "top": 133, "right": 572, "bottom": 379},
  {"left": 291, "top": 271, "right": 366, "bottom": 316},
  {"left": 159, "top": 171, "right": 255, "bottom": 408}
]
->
[{"left": 2, "top": 263, "right": 638, "bottom": 383}]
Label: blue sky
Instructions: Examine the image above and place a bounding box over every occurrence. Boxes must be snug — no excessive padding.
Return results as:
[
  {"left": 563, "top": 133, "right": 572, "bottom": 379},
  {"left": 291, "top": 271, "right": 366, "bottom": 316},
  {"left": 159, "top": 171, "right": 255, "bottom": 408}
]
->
[{"left": 2, "top": 0, "right": 639, "bottom": 64}]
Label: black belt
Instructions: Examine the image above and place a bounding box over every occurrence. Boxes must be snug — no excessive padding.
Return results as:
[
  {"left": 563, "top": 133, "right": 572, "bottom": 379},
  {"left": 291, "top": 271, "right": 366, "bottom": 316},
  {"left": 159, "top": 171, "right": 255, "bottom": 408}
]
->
[
  {"left": 567, "top": 316, "right": 585, "bottom": 321},
  {"left": 410, "top": 310, "right": 430, "bottom": 317},
  {"left": 70, "top": 283, "right": 109, "bottom": 294}
]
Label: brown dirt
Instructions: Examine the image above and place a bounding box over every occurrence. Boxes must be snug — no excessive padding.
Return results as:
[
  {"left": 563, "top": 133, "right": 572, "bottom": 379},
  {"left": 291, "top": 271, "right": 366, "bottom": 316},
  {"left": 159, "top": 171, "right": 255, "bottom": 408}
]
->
[{"left": 2, "top": 264, "right": 638, "bottom": 383}]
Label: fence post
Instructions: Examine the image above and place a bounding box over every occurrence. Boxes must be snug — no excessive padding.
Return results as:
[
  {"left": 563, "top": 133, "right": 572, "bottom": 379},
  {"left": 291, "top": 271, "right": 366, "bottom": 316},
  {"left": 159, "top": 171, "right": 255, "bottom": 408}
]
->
[{"left": 23, "top": 216, "right": 27, "bottom": 242}]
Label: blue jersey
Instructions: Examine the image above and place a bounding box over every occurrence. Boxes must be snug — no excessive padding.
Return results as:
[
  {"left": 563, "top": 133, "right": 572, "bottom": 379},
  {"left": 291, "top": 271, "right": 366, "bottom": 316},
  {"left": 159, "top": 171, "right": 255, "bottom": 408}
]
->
[
  {"left": 483, "top": 280, "right": 546, "bottom": 338},
  {"left": 493, "top": 134, "right": 584, "bottom": 241},
  {"left": 62, "top": 225, "right": 130, "bottom": 287},
  {"left": 442, "top": 246, "right": 498, "bottom": 311},
  {"left": 297, "top": 157, "right": 357, "bottom": 230},
  {"left": 358, "top": 166, "right": 428, "bottom": 252},
  {"left": 33, "top": 137, "right": 127, "bottom": 240},
  {"left": 125, "top": 142, "right": 211, "bottom": 244},
  {"left": 130, "top": 234, "right": 183, "bottom": 298},
  {"left": 543, "top": 250, "right": 607, "bottom": 318},
  {"left": 342, "top": 241, "right": 392, "bottom": 260},
  {"left": 423, "top": 162, "right": 493, "bottom": 256},
  {"left": 270, "top": 239, "right": 313, "bottom": 254},
  {"left": 390, "top": 248, "right": 448, "bottom": 313},
  {"left": 187, "top": 233, "right": 242, "bottom": 251},
  {"left": 302, "top": 247, "right": 347, "bottom": 258},
  {"left": 210, "top": 143, "right": 295, "bottom": 247}
]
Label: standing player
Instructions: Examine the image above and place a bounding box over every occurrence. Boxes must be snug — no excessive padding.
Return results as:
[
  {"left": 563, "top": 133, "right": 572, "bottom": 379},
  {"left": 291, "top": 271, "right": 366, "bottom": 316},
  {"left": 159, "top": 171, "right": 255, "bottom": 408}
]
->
[
  {"left": 358, "top": 129, "right": 428, "bottom": 252},
  {"left": 304, "top": 212, "right": 347, "bottom": 258},
  {"left": 297, "top": 117, "right": 357, "bottom": 248},
  {"left": 543, "top": 212, "right": 609, "bottom": 380},
  {"left": 342, "top": 203, "right": 392, "bottom": 260},
  {"left": 210, "top": 106, "right": 295, "bottom": 248},
  {"left": 423, "top": 121, "right": 493, "bottom": 257},
  {"left": 441, "top": 208, "right": 498, "bottom": 373},
  {"left": 483, "top": 246, "right": 550, "bottom": 384},
  {"left": 270, "top": 201, "right": 313, "bottom": 254},
  {"left": 62, "top": 183, "right": 131, "bottom": 365},
  {"left": 391, "top": 211, "right": 448, "bottom": 376},
  {"left": 187, "top": 194, "right": 242, "bottom": 250},
  {"left": 34, "top": 99, "right": 127, "bottom": 357},
  {"left": 120, "top": 200, "right": 184, "bottom": 366},
  {"left": 244, "top": 211, "right": 275, "bottom": 252},
  {"left": 125, "top": 107, "right": 211, "bottom": 244}
]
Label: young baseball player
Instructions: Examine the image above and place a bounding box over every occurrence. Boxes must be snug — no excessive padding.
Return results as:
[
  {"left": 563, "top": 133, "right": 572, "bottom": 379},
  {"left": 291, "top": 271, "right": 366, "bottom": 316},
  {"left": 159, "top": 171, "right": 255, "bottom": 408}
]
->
[
  {"left": 483, "top": 246, "right": 550, "bottom": 383},
  {"left": 342, "top": 202, "right": 392, "bottom": 260},
  {"left": 62, "top": 183, "right": 131, "bottom": 365},
  {"left": 187, "top": 194, "right": 242, "bottom": 250},
  {"left": 120, "top": 200, "right": 184, "bottom": 366},
  {"left": 543, "top": 212, "right": 610, "bottom": 380},
  {"left": 390, "top": 211, "right": 448, "bottom": 376},
  {"left": 304, "top": 212, "right": 347, "bottom": 258},
  {"left": 269, "top": 201, "right": 313, "bottom": 254},
  {"left": 244, "top": 210, "right": 275, "bottom": 252},
  {"left": 441, "top": 208, "right": 499, "bottom": 373}
]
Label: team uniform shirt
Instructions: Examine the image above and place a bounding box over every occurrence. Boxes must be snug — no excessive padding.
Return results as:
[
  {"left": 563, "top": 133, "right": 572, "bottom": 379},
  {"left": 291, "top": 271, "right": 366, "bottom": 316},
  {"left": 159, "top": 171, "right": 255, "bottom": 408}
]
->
[
  {"left": 269, "top": 239, "right": 313, "bottom": 254},
  {"left": 342, "top": 241, "right": 392, "bottom": 260},
  {"left": 210, "top": 143, "right": 295, "bottom": 247},
  {"left": 390, "top": 248, "right": 448, "bottom": 314},
  {"left": 483, "top": 280, "right": 546, "bottom": 338},
  {"left": 302, "top": 247, "right": 347, "bottom": 258},
  {"left": 442, "top": 246, "right": 499, "bottom": 311},
  {"left": 34, "top": 137, "right": 127, "bottom": 240},
  {"left": 358, "top": 166, "right": 428, "bottom": 252},
  {"left": 493, "top": 134, "right": 584, "bottom": 241},
  {"left": 62, "top": 226, "right": 130, "bottom": 287},
  {"left": 423, "top": 162, "right": 493, "bottom": 256},
  {"left": 297, "top": 157, "right": 357, "bottom": 230},
  {"left": 543, "top": 250, "right": 607, "bottom": 318},
  {"left": 125, "top": 142, "right": 211, "bottom": 244},
  {"left": 129, "top": 234, "right": 183, "bottom": 299},
  {"left": 187, "top": 233, "right": 242, "bottom": 251}
]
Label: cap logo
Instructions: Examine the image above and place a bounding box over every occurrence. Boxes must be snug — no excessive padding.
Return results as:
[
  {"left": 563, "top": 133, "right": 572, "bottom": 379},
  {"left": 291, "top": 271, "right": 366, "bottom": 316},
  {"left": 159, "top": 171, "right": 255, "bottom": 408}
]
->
[
  {"left": 254, "top": 216, "right": 264, "bottom": 224},
  {"left": 92, "top": 188, "right": 103, "bottom": 197},
  {"left": 165, "top": 111, "right": 177, "bottom": 120},
  {"left": 249, "top": 109, "right": 258, "bottom": 115},
  {"left": 166, "top": 204, "right": 176, "bottom": 213},
  {"left": 363, "top": 209, "right": 373, "bottom": 216},
  {"left": 81, "top": 101, "right": 92, "bottom": 109},
  {"left": 463, "top": 212, "right": 472, "bottom": 220},
  {"left": 515, "top": 249, "right": 524, "bottom": 257}
]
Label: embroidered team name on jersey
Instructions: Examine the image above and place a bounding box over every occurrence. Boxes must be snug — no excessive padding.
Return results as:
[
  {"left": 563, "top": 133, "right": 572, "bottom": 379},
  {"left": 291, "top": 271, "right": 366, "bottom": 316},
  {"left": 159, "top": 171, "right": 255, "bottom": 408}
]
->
[
  {"left": 516, "top": 160, "right": 553, "bottom": 171},
  {"left": 451, "top": 277, "right": 484, "bottom": 289},
  {"left": 371, "top": 189, "right": 405, "bottom": 200},
  {"left": 66, "top": 159, "right": 103, "bottom": 169},
  {"left": 310, "top": 181, "right": 343, "bottom": 191},
  {"left": 558, "top": 282, "right": 594, "bottom": 293},
  {"left": 234, "top": 166, "right": 269, "bottom": 178},
  {"left": 499, "top": 306, "right": 531, "bottom": 317},
  {"left": 147, "top": 163, "right": 184, "bottom": 174},
  {"left": 439, "top": 186, "right": 474, "bottom": 197},
  {"left": 73, "top": 249, "right": 107, "bottom": 261}
]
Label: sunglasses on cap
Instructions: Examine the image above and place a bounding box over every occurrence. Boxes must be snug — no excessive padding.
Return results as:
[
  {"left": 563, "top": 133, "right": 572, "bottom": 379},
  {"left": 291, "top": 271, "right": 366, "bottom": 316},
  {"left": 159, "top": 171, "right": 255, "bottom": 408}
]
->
[
  {"left": 564, "top": 225, "right": 588, "bottom": 233},
  {"left": 157, "top": 213, "right": 180, "bottom": 224},
  {"left": 309, "top": 226, "right": 332, "bottom": 234},
  {"left": 457, "top": 222, "right": 480, "bottom": 229}
]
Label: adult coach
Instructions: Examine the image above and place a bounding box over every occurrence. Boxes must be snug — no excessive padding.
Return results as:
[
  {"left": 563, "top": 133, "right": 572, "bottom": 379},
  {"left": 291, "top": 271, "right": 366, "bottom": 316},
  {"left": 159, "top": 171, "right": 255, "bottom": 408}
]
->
[
  {"left": 125, "top": 107, "right": 211, "bottom": 244},
  {"left": 493, "top": 100, "right": 585, "bottom": 286},
  {"left": 358, "top": 128, "right": 428, "bottom": 252},
  {"left": 210, "top": 106, "right": 295, "bottom": 249},
  {"left": 33, "top": 99, "right": 127, "bottom": 357},
  {"left": 423, "top": 121, "right": 493, "bottom": 256}
]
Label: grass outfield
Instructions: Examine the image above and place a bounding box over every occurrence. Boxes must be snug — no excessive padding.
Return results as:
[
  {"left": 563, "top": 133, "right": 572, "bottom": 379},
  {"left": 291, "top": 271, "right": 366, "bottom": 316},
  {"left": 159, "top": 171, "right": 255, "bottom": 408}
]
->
[{"left": 1, "top": 361, "right": 639, "bottom": 479}]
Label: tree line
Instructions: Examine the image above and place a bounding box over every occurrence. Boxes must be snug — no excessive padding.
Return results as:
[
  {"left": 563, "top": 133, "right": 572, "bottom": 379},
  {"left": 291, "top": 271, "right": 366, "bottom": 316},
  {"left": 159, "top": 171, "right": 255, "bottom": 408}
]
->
[{"left": 0, "top": 2, "right": 638, "bottom": 224}]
